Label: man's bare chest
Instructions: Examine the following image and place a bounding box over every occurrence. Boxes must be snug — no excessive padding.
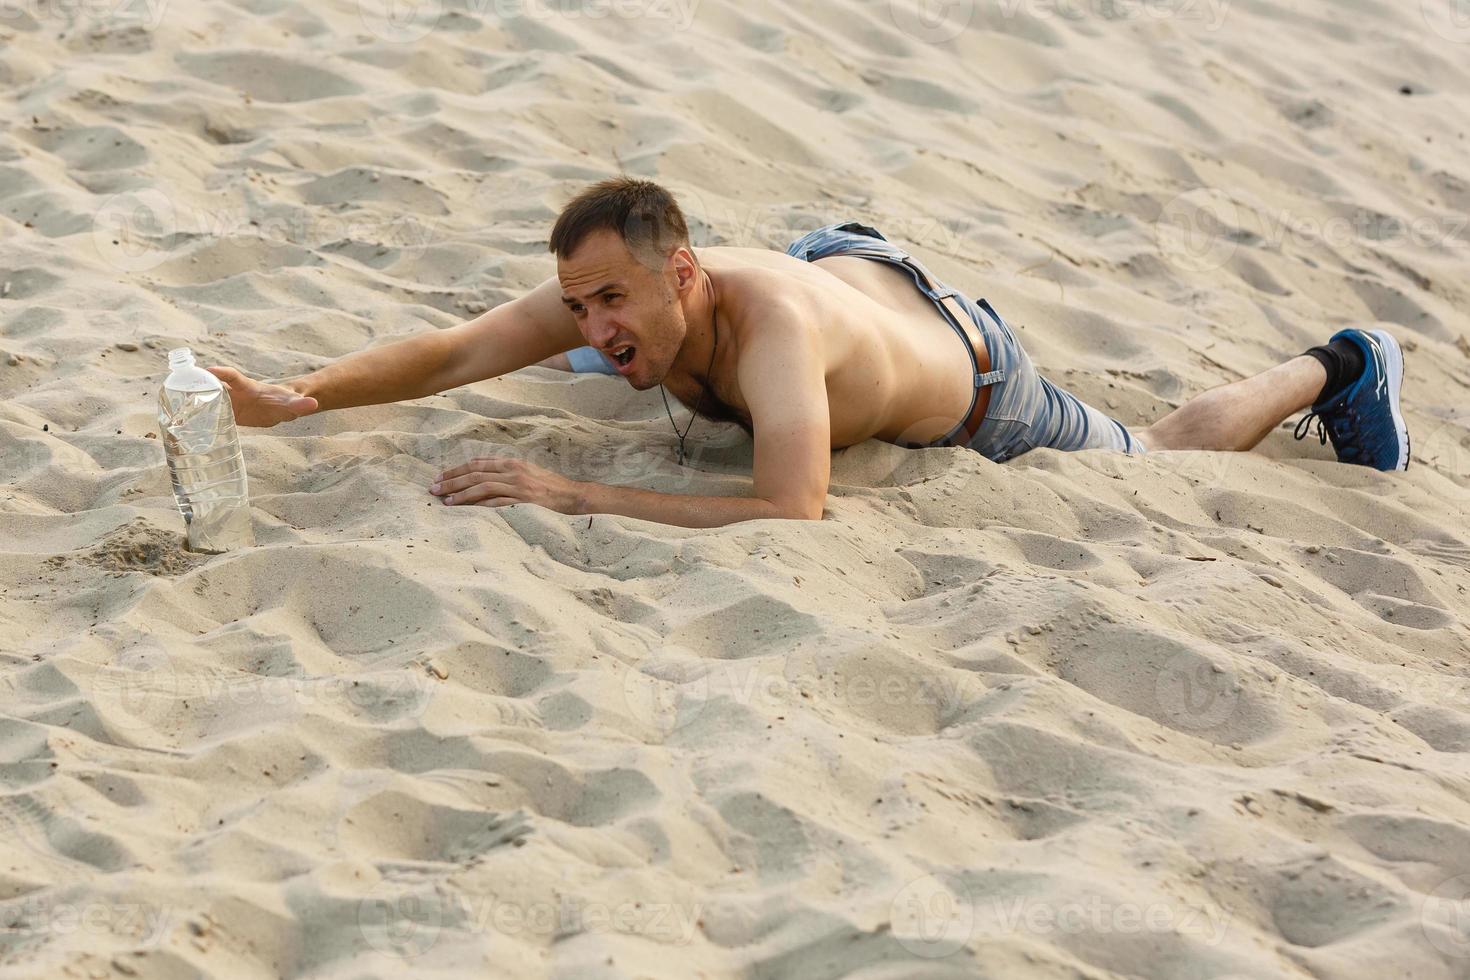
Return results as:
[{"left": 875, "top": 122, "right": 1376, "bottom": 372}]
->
[{"left": 666, "top": 372, "right": 752, "bottom": 435}]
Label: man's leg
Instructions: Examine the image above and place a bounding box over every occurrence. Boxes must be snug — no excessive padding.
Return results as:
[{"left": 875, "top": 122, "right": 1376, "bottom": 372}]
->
[
  {"left": 1141, "top": 329, "right": 1410, "bottom": 471},
  {"left": 1139, "top": 356, "right": 1326, "bottom": 452}
]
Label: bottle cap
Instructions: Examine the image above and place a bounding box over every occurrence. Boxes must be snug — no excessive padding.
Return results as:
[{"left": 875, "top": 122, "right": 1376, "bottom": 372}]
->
[{"left": 168, "top": 347, "right": 195, "bottom": 368}]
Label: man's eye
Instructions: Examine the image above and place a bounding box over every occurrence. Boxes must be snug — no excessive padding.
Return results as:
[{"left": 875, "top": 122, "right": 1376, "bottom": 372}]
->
[
  {"left": 603, "top": 294, "right": 621, "bottom": 304},
  {"left": 570, "top": 303, "right": 586, "bottom": 314}
]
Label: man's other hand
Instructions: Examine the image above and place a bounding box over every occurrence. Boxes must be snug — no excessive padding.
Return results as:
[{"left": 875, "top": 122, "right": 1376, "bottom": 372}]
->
[
  {"left": 207, "top": 366, "right": 319, "bottom": 427},
  {"left": 430, "top": 456, "right": 584, "bottom": 513}
]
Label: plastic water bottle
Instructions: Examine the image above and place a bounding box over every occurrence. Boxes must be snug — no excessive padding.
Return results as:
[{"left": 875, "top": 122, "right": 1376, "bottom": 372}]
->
[{"left": 157, "top": 348, "right": 254, "bottom": 553}]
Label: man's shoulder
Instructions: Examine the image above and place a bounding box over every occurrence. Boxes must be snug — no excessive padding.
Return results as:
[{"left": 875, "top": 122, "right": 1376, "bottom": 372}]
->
[
  {"left": 699, "top": 243, "right": 806, "bottom": 277},
  {"left": 705, "top": 252, "right": 823, "bottom": 322},
  {"left": 723, "top": 279, "right": 819, "bottom": 343}
]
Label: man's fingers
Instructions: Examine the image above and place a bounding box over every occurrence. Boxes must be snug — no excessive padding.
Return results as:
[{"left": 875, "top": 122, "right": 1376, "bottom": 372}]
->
[
  {"left": 206, "top": 366, "right": 243, "bottom": 388},
  {"left": 433, "top": 456, "right": 516, "bottom": 486},
  {"left": 433, "top": 463, "right": 485, "bottom": 485},
  {"left": 434, "top": 462, "right": 475, "bottom": 483},
  {"left": 430, "top": 473, "right": 484, "bottom": 496},
  {"left": 443, "top": 481, "right": 516, "bottom": 506},
  {"left": 262, "top": 390, "right": 318, "bottom": 416},
  {"left": 206, "top": 367, "right": 317, "bottom": 420}
]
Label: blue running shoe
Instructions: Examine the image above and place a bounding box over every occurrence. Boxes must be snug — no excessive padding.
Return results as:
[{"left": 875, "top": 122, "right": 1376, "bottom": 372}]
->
[{"left": 1294, "top": 328, "right": 1410, "bottom": 471}]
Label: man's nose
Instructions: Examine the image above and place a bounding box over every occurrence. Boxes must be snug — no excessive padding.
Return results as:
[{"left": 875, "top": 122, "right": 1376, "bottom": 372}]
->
[{"left": 584, "top": 313, "right": 618, "bottom": 348}]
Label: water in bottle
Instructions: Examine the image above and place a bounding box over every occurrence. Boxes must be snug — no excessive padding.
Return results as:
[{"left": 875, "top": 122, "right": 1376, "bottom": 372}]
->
[{"left": 158, "top": 347, "right": 255, "bottom": 553}]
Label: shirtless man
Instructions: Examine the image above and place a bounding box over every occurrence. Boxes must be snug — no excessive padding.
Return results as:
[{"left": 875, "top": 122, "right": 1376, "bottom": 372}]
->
[{"left": 210, "top": 177, "right": 1410, "bottom": 528}]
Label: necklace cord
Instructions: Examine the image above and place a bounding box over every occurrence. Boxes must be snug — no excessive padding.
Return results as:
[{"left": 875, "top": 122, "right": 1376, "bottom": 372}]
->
[{"left": 660, "top": 317, "right": 719, "bottom": 465}]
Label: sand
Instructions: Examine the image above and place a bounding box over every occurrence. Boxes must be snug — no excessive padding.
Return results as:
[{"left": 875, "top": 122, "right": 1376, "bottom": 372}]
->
[{"left": 3, "top": 0, "right": 1470, "bottom": 976}]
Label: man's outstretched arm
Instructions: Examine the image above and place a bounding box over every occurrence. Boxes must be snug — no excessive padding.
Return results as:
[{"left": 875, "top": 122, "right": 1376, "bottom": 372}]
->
[
  {"left": 210, "top": 277, "right": 584, "bottom": 426},
  {"left": 431, "top": 310, "right": 833, "bottom": 526}
]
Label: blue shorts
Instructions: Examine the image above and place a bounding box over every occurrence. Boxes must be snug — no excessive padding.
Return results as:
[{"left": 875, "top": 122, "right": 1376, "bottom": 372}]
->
[{"left": 565, "top": 222, "right": 1143, "bottom": 462}]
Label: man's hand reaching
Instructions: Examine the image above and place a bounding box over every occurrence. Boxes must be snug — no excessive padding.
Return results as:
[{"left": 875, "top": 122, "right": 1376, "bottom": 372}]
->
[
  {"left": 207, "top": 366, "right": 319, "bottom": 427},
  {"left": 430, "top": 456, "right": 585, "bottom": 513}
]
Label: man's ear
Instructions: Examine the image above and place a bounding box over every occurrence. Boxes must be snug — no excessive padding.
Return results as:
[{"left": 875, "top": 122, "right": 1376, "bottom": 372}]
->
[{"left": 669, "top": 246, "right": 698, "bottom": 294}]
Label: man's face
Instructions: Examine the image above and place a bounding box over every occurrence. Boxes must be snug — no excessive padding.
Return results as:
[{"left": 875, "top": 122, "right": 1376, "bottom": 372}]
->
[{"left": 557, "top": 229, "right": 688, "bottom": 391}]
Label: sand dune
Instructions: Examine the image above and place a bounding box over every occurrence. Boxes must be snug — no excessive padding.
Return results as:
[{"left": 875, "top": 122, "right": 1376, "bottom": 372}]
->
[{"left": 2, "top": 0, "right": 1470, "bottom": 976}]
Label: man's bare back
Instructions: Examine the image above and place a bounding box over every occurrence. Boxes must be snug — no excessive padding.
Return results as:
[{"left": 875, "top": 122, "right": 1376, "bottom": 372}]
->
[{"left": 661, "top": 245, "right": 978, "bottom": 448}]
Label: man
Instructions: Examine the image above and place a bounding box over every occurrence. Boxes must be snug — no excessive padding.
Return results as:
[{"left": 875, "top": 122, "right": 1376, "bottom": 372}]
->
[{"left": 210, "top": 177, "right": 1410, "bottom": 528}]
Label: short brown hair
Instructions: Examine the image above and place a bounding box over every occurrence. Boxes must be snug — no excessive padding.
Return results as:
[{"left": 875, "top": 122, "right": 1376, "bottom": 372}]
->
[{"left": 549, "top": 177, "right": 689, "bottom": 263}]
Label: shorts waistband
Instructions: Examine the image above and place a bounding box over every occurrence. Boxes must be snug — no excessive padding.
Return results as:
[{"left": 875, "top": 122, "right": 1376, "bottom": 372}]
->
[{"left": 787, "top": 222, "right": 1009, "bottom": 445}]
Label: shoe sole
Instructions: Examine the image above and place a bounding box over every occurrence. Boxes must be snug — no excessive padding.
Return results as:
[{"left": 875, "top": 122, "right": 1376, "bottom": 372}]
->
[{"left": 1369, "top": 329, "right": 1410, "bottom": 471}]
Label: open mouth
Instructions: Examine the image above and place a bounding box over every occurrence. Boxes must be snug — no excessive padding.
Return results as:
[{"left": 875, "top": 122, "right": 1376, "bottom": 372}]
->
[{"left": 609, "top": 345, "right": 636, "bottom": 370}]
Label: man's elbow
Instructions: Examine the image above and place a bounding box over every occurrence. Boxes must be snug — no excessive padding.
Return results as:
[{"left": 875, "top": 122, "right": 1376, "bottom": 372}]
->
[{"left": 768, "top": 497, "right": 826, "bottom": 522}]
